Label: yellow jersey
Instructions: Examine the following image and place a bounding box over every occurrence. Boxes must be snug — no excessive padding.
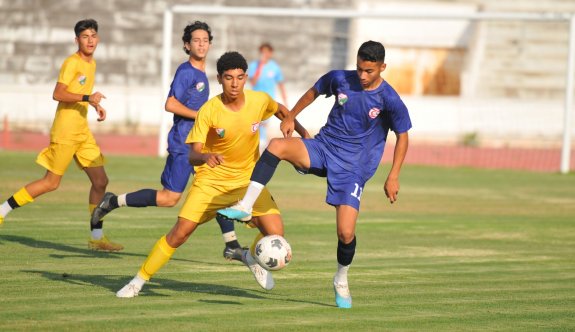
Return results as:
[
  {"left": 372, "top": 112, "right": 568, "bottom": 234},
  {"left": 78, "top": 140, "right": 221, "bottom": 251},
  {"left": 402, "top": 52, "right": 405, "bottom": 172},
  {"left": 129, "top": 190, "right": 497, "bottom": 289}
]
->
[
  {"left": 187, "top": 90, "right": 278, "bottom": 187},
  {"left": 50, "top": 53, "right": 96, "bottom": 144}
]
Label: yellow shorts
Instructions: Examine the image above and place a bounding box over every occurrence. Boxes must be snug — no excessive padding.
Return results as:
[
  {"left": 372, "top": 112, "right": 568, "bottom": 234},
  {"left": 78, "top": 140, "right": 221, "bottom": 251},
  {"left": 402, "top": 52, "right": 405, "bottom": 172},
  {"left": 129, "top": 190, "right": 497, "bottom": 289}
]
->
[
  {"left": 178, "top": 180, "right": 280, "bottom": 224},
  {"left": 36, "top": 134, "right": 105, "bottom": 176}
]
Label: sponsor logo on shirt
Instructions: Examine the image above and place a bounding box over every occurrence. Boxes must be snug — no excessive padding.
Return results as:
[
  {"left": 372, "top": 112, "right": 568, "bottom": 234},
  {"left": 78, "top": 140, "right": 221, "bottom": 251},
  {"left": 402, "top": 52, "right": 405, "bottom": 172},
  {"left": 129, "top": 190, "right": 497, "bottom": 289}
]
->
[
  {"left": 338, "top": 93, "right": 348, "bottom": 105},
  {"left": 196, "top": 82, "right": 206, "bottom": 92},
  {"left": 368, "top": 107, "right": 381, "bottom": 119},
  {"left": 78, "top": 75, "right": 87, "bottom": 85},
  {"left": 252, "top": 122, "right": 260, "bottom": 133},
  {"left": 215, "top": 128, "right": 225, "bottom": 138}
]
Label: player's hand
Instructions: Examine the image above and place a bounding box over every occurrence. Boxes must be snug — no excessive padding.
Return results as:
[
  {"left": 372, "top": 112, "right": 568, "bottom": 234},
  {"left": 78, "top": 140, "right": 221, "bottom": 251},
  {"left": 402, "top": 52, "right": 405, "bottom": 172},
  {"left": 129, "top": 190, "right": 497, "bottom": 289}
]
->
[
  {"left": 95, "top": 105, "right": 106, "bottom": 122},
  {"left": 280, "top": 116, "right": 296, "bottom": 138},
  {"left": 384, "top": 176, "right": 400, "bottom": 204},
  {"left": 89, "top": 91, "right": 106, "bottom": 105},
  {"left": 203, "top": 153, "right": 224, "bottom": 168}
]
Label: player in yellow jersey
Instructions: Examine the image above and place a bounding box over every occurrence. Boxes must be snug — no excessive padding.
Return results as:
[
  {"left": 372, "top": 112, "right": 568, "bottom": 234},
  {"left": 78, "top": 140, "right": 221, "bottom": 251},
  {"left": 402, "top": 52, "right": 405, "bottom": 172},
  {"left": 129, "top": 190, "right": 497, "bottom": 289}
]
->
[
  {"left": 0, "top": 19, "right": 122, "bottom": 251},
  {"left": 116, "top": 51, "right": 310, "bottom": 298}
]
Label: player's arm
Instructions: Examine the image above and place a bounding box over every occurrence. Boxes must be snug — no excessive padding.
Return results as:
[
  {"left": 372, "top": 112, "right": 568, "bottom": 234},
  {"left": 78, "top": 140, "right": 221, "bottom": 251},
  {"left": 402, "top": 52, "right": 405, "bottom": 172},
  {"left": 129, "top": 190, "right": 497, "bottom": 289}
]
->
[
  {"left": 274, "top": 103, "right": 310, "bottom": 139},
  {"left": 53, "top": 82, "right": 105, "bottom": 106},
  {"left": 188, "top": 142, "right": 223, "bottom": 168},
  {"left": 278, "top": 82, "right": 289, "bottom": 108},
  {"left": 165, "top": 96, "right": 198, "bottom": 120},
  {"left": 384, "top": 131, "right": 409, "bottom": 204},
  {"left": 280, "top": 87, "right": 319, "bottom": 137}
]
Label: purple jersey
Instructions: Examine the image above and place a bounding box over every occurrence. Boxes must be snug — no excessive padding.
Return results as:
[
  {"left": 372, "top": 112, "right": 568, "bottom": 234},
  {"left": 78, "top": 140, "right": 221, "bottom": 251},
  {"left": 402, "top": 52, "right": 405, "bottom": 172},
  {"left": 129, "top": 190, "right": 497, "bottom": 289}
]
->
[
  {"left": 313, "top": 70, "right": 412, "bottom": 181},
  {"left": 166, "top": 61, "right": 210, "bottom": 154}
]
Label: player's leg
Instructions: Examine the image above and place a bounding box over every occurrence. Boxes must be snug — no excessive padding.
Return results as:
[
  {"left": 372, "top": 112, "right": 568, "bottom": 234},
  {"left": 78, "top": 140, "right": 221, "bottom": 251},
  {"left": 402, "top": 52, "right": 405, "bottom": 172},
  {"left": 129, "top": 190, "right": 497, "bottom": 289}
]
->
[
  {"left": 333, "top": 204, "right": 358, "bottom": 309},
  {"left": 1, "top": 142, "right": 76, "bottom": 225},
  {"left": 116, "top": 216, "right": 199, "bottom": 298},
  {"left": 85, "top": 165, "right": 122, "bottom": 251},
  {"left": 237, "top": 188, "right": 285, "bottom": 290},
  {"left": 0, "top": 171, "right": 61, "bottom": 225},
  {"left": 218, "top": 137, "right": 311, "bottom": 220}
]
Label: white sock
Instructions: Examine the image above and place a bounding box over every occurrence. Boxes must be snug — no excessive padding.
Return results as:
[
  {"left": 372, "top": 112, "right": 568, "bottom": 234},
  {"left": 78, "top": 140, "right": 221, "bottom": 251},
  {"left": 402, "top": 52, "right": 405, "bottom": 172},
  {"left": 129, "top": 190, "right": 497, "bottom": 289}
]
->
[
  {"left": 117, "top": 194, "right": 127, "bottom": 207},
  {"left": 91, "top": 229, "right": 104, "bottom": 240},
  {"left": 241, "top": 181, "right": 264, "bottom": 210},
  {"left": 0, "top": 201, "right": 13, "bottom": 218},
  {"left": 131, "top": 274, "right": 147, "bottom": 289},
  {"left": 334, "top": 263, "right": 350, "bottom": 285},
  {"left": 222, "top": 231, "right": 237, "bottom": 243}
]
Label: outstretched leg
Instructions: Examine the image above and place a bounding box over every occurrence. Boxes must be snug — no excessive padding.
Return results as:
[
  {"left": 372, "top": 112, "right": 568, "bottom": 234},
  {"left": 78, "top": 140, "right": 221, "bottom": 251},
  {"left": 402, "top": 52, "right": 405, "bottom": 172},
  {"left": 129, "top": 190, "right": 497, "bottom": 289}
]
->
[{"left": 333, "top": 205, "right": 358, "bottom": 309}]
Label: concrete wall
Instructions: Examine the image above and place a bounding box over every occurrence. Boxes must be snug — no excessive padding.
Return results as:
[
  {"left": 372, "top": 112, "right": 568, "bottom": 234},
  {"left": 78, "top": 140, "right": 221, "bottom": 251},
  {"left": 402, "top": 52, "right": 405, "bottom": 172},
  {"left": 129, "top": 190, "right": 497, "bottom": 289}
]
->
[{"left": 0, "top": 0, "right": 574, "bottom": 147}]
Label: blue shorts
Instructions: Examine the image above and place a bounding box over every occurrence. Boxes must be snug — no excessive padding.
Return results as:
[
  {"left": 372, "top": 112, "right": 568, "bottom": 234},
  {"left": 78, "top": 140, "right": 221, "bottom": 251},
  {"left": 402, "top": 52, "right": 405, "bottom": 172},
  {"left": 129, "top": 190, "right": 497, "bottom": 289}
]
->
[
  {"left": 301, "top": 139, "right": 365, "bottom": 211},
  {"left": 160, "top": 152, "right": 194, "bottom": 193}
]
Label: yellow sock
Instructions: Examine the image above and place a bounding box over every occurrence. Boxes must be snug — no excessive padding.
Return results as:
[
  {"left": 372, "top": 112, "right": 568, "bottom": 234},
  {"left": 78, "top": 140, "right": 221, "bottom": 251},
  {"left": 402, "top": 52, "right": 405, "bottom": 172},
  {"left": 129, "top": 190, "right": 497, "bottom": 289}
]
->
[
  {"left": 13, "top": 187, "right": 34, "bottom": 207},
  {"left": 138, "top": 235, "right": 176, "bottom": 281},
  {"left": 250, "top": 232, "right": 265, "bottom": 256},
  {"left": 89, "top": 204, "right": 96, "bottom": 215}
]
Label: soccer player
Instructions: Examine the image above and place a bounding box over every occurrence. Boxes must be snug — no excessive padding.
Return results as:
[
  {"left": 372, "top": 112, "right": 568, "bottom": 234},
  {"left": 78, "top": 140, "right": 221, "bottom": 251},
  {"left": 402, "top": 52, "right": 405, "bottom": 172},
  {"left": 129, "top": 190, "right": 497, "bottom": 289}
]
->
[
  {"left": 219, "top": 41, "right": 412, "bottom": 308},
  {"left": 247, "top": 43, "right": 288, "bottom": 153},
  {"left": 90, "top": 21, "right": 244, "bottom": 261},
  {"left": 116, "top": 51, "right": 310, "bottom": 298},
  {"left": 0, "top": 19, "right": 122, "bottom": 251}
]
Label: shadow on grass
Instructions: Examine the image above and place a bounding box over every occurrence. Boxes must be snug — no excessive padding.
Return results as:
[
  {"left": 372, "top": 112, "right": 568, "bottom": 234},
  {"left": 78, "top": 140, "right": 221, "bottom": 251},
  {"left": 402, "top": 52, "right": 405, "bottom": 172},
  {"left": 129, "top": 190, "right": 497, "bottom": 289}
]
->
[
  {"left": 23, "top": 269, "right": 334, "bottom": 307},
  {"left": 22, "top": 269, "right": 267, "bottom": 302},
  {"left": 0, "top": 234, "right": 225, "bottom": 265}
]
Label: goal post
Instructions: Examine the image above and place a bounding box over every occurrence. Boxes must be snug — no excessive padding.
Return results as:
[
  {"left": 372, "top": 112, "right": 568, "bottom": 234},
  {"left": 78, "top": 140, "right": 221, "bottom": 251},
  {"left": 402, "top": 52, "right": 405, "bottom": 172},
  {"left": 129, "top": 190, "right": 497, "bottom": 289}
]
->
[{"left": 159, "top": 5, "right": 575, "bottom": 173}]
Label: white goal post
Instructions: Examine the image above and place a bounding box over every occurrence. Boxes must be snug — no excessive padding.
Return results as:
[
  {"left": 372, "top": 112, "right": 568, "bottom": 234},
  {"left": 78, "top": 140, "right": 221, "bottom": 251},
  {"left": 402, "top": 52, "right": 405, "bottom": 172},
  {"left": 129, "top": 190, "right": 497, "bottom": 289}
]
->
[{"left": 160, "top": 5, "right": 575, "bottom": 174}]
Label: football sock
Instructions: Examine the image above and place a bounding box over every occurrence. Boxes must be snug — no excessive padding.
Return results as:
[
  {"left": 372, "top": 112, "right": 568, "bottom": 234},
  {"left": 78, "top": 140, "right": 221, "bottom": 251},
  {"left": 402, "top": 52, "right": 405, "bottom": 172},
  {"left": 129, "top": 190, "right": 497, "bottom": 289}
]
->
[
  {"left": 242, "top": 150, "right": 280, "bottom": 209},
  {"left": 89, "top": 204, "right": 104, "bottom": 239},
  {"left": 0, "top": 201, "right": 13, "bottom": 218},
  {"left": 334, "top": 263, "right": 350, "bottom": 285},
  {"left": 138, "top": 235, "right": 176, "bottom": 280},
  {"left": 3, "top": 187, "right": 35, "bottom": 219},
  {"left": 117, "top": 194, "right": 127, "bottom": 207},
  {"left": 250, "top": 232, "right": 265, "bottom": 256},
  {"left": 250, "top": 150, "right": 280, "bottom": 185},
  {"left": 241, "top": 182, "right": 264, "bottom": 211},
  {"left": 217, "top": 215, "right": 241, "bottom": 248},
  {"left": 128, "top": 274, "right": 147, "bottom": 289},
  {"left": 126, "top": 189, "right": 157, "bottom": 207},
  {"left": 337, "top": 236, "right": 356, "bottom": 266}
]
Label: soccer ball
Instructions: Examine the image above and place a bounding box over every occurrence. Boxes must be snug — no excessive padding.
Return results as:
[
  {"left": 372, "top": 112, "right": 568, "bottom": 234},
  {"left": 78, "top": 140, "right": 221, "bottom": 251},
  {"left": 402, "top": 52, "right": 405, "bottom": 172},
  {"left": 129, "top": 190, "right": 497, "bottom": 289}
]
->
[{"left": 254, "top": 235, "right": 292, "bottom": 271}]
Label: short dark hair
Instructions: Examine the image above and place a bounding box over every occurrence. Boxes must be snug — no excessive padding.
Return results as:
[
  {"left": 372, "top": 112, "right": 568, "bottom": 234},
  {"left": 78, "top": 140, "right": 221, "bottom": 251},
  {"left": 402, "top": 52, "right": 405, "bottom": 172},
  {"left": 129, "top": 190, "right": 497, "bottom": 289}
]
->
[
  {"left": 182, "top": 21, "right": 213, "bottom": 54},
  {"left": 357, "top": 40, "right": 385, "bottom": 63},
  {"left": 74, "top": 19, "right": 98, "bottom": 37},
  {"left": 216, "top": 51, "right": 248, "bottom": 75}
]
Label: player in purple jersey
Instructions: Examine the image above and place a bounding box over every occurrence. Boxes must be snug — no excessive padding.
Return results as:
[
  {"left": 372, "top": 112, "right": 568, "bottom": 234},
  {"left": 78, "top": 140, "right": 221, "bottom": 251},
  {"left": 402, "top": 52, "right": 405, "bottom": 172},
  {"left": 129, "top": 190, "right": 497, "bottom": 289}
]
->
[
  {"left": 219, "top": 41, "right": 412, "bottom": 308},
  {"left": 91, "top": 21, "right": 245, "bottom": 261}
]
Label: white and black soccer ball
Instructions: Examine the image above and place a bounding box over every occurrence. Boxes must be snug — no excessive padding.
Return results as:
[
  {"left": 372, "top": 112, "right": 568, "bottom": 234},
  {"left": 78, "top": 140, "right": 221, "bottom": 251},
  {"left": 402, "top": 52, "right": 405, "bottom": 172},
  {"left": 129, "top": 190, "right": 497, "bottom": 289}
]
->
[{"left": 254, "top": 235, "right": 292, "bottom": 271}]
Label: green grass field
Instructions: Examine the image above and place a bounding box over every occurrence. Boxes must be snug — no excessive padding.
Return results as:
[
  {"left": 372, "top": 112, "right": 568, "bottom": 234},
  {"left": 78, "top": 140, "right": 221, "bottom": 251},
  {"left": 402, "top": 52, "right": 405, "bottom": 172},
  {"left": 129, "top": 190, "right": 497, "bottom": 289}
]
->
[{"left": 1, "top": 151, "right": 574, "bottom": 331}]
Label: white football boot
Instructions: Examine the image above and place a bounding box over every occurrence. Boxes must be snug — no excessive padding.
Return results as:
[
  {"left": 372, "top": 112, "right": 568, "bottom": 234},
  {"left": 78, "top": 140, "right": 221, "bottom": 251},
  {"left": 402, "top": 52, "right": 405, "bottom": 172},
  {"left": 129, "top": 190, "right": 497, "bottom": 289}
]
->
[{"left": 242, "top": 249, "right": 274, "bottom": 290}]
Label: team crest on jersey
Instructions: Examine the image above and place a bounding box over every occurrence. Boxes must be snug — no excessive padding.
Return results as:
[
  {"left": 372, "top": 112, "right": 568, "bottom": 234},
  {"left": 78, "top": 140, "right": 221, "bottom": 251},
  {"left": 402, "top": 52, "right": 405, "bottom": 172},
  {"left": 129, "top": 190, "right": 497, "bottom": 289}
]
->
[
  {"left": 251, "top": 122, "right": 260, "bottom": 133},
  {"left": 338, "top": 93, "right": 348, "bottom": 105},
  {"left": 368, "top": 107, "right": 381, "bottom": 119},
  {"left": 196, "top": 82, "right": 205, "bottom": 92},
  {"left": 215, "top": 128, "right": 225, "bottom": 138},
  {"left": 78, "top": 75, "right": 87, "bottom": 85}
]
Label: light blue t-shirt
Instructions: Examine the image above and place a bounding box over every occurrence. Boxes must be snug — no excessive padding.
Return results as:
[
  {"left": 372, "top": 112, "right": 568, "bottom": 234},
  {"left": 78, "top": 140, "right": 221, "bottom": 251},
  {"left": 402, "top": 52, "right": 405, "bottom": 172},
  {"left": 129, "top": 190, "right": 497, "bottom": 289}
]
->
[{"left": 247, "top": 59, "right": 284, "bottom": 98}]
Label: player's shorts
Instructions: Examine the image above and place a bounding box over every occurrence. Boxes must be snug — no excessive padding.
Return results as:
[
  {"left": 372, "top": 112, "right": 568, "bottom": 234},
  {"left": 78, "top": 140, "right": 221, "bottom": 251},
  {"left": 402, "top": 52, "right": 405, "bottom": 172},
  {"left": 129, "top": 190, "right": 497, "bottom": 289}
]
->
[
  {"left": 36, "top": 135, "right": 105, "bottom": 176},
  {"left": 301, "top": 138, "right": 365, "bottom": 211},
  {"left": 161, "top": 152, "right": 194, "bottom": 193},
  {"left": 178, "top": 180, "right": 280, "bottom": 224}
]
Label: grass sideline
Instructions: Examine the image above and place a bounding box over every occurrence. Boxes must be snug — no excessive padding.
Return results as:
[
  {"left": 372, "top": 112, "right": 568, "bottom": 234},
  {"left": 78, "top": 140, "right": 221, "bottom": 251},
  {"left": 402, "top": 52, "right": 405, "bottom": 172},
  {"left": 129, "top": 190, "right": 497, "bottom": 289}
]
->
[{"left": 1, "top": 151, "right": 574, "bottom": 331}]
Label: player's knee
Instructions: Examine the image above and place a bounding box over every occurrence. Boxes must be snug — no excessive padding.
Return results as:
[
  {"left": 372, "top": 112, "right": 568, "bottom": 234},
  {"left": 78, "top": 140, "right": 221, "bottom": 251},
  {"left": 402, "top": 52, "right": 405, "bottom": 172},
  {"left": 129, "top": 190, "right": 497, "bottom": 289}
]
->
[
  {"left": 266, "top": 138, "right": 285, "bottom": 156},
  {"left": 92, "top": 176, "right": 108, "bottom": 191},
  {"left": 43, "top": 180, "right": 60, "bottom": 192},
  {"left": 157, "top": 192, "right": 180, "bottom": 207},
  {"left": 337, "top": 230, "right": 355, "bottom": 244}
]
